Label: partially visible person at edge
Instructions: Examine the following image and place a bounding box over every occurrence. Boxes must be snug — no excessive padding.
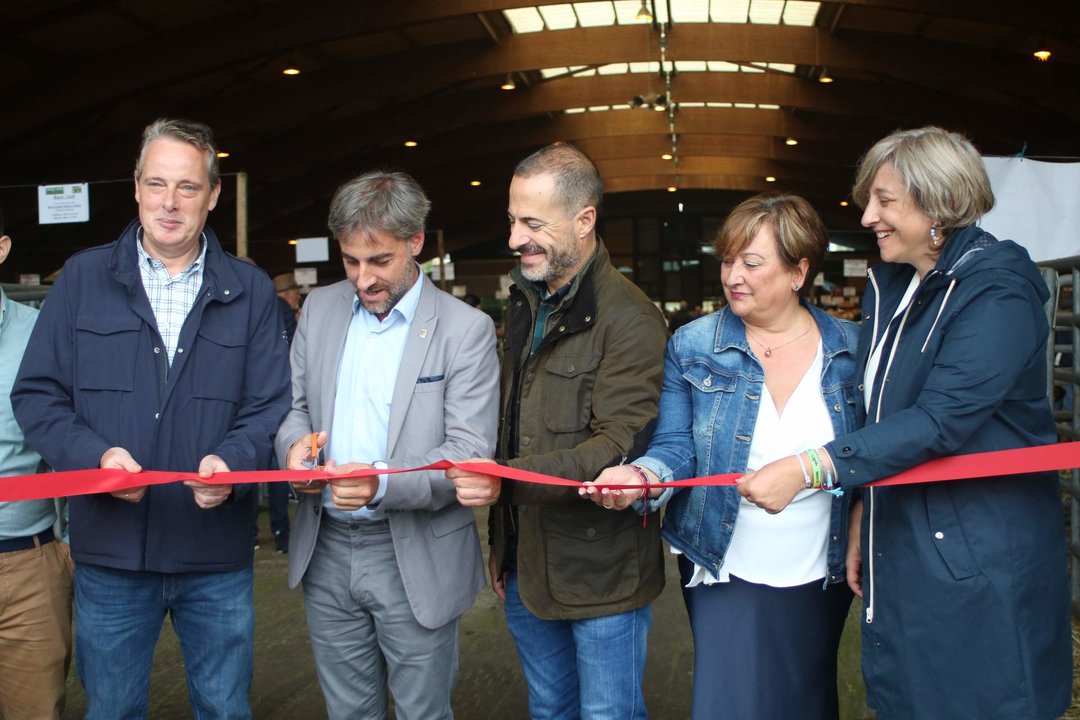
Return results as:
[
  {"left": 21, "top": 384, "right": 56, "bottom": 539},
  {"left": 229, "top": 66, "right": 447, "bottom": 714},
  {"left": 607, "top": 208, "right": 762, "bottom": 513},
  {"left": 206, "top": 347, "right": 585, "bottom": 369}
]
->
[
  {"left": 738, "top": 126, "right": 1072, "bottom": 720},
  {"left": 584, "top": 193, "right": 857, "bottom": 720},
  {"left": 0, "top": 209, "right": 73, "bottom": 720},
  {"left": 446, "top": 143, "right": 668, "bottom": 720},
  {"left": 12, "top": 118, "right": 292, "bottom": 720}
]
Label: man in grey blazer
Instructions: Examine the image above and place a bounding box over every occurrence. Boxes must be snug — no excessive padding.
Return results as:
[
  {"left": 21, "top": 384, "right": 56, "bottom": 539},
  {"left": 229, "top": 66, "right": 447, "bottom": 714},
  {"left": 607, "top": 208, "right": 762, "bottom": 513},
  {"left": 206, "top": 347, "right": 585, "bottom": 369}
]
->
[{"left": 275, "top": 171, "right": 499, "bottom": 720}]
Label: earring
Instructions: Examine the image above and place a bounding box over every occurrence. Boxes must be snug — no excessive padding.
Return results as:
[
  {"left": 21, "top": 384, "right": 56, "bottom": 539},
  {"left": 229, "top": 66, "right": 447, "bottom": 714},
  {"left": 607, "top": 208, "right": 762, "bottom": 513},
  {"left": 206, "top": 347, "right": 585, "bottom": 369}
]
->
[
  {"left": 792, "top": 284, "right": 801, "bottom": 292},
  {"left": 929, "top": 226, "right": 942, "bottom": 249}
]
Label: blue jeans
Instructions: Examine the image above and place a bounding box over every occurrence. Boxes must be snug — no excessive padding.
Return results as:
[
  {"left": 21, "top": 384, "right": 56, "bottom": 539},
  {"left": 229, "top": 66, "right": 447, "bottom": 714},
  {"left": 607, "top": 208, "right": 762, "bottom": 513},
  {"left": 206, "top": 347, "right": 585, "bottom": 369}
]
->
[
  {"left": 504, "top": 573, "right": 651, "bottom": 720},
  {"left": 75, "top": 563, "right": 254, "bottom": 720}
]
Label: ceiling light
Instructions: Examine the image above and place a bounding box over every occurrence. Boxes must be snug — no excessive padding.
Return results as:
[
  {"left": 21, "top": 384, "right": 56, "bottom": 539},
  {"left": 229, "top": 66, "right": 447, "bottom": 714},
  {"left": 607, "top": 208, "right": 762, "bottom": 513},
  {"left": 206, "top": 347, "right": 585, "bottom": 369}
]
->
[
  {"left": 765, "top": 176, "right": 777, "bottom": 182},
  {"left": 667, "top": 186, "right": 677, "bottom": 193},
  {"left": 654, "top": 94, "right": 668, "bottom": 111},
  {"left": 215, "top": 151, "right": 230, "bottom": 159},
  {"left": 282, "top": 67, "right": 301, "bottom": 76},
  {"left": 469, "top": 180, "right": 482, "bottom": 187},
  {"left": 636, "top": 1, "right": 653, "bottom": 23},
  {"left": 288, "top": 239, "right": 298, "bottom": 246},
  {"left": 1034, "top": 48, "right": 1051, "bottom": 62},
  {"left": 661, "top": 153, "right": 673, "bottom": 160},
  {"left": 818, "top": 68, "right": 833, "bottom": 83},
  {"left": 785, "top": 137, "right": 798, "bottom": 146},
  {"left": 403, "top": 140, "right": 419, "bottom": 148},
  {"left": 840, "top": 200, "right": 849, "bottom": 207},
  {"left": 500, "top": 75, "right": 517, "bottom": 90}
]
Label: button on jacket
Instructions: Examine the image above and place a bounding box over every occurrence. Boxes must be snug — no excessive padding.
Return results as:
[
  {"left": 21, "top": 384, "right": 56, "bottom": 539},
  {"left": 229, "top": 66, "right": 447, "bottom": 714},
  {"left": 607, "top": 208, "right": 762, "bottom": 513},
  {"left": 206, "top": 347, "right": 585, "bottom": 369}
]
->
[{"left": 12, "top": 219, "right": 292, "bottom": 574}]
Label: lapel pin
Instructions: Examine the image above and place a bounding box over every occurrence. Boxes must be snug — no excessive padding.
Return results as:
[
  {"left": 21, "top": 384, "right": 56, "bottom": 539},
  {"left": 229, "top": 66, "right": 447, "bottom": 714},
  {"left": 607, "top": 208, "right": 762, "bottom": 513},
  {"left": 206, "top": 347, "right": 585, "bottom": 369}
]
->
[{"left": 419, "top": 328, "right": 428, "bottom": 338}]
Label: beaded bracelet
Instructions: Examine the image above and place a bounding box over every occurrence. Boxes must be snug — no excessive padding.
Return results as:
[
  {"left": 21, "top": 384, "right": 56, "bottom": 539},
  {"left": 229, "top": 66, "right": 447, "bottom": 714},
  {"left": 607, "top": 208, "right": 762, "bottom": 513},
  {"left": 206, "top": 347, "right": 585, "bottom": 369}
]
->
[
  {"left": 795, "top": 453, "right": 812, "bottom": 489},
  {"left": 627, "top": 464, "right": 653, "bottom": 528}
]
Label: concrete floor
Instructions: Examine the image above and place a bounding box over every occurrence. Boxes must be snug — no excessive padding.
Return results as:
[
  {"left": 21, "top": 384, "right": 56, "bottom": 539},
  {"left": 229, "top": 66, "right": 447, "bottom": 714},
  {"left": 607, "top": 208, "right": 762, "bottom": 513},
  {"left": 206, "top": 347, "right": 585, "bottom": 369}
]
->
[{"left": 60, "top": 506, "right": 873, "bottom": 719}]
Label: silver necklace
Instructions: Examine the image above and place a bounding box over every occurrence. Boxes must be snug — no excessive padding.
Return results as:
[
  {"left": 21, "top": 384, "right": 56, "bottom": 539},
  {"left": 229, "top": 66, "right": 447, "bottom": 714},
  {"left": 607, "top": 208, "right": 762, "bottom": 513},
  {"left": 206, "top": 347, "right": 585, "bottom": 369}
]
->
[{"left": 745, "top": 318, "right": 812, "bottom": 358}]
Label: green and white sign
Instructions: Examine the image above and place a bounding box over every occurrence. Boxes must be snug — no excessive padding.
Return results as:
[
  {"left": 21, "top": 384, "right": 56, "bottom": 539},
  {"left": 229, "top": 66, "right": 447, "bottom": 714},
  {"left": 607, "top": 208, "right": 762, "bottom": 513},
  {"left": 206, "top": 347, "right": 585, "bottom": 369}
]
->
[{"left": 38, "top": 183, "right": 89, "bottom": 224}]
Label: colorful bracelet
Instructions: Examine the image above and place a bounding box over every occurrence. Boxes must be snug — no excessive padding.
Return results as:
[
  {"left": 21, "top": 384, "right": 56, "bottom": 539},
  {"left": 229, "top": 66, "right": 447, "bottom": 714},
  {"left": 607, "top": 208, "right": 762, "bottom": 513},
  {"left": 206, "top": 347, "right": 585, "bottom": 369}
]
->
[
  {"left": 805, "top": 448, "right": 823, "bottom": 489},
  {"left": 628, "top": 464, "right": 651, "bottom": 500}
]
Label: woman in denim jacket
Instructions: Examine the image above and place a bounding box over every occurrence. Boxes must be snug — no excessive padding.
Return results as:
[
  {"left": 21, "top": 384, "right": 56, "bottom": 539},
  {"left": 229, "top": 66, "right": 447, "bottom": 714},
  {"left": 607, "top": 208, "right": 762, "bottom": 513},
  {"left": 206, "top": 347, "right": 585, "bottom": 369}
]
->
[{"left": 585, "top": 193, "right": 859, "bottom": 719}]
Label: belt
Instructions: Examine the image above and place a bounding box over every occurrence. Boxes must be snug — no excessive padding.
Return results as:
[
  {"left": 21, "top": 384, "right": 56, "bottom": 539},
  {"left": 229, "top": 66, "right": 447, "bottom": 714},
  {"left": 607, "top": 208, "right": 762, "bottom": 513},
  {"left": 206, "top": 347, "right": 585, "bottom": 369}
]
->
[{"left": 0, "top": 526, "right": 55, "bottom": 554}]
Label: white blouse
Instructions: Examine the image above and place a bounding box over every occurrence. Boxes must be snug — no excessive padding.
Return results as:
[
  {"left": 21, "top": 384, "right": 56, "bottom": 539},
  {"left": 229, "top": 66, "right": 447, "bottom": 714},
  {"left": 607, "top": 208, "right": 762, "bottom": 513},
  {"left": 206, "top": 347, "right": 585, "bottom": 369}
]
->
[{"left": 679, "top": 341, "right": 835, "bottom": 588}]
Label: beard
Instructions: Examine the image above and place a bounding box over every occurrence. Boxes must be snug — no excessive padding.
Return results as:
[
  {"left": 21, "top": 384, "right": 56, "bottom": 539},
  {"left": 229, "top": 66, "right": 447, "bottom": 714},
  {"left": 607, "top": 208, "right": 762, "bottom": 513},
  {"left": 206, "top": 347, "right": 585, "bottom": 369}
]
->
[
  {"left": 357, "top": 266, "right": 416, "bottom": 318},
  {"left": 518, "top": 240, "right": 583, "bottom": 285}
]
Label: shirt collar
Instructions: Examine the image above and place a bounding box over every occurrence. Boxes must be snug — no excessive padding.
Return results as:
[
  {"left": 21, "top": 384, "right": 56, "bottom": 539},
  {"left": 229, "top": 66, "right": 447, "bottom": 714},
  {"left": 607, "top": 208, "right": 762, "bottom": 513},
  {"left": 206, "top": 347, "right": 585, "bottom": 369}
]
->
[
  {"left": 135, "top": 227, "right": 208, "bottom": 276},
  {"left": 351, "top": 264, "right": 424, "bottom": 328}
]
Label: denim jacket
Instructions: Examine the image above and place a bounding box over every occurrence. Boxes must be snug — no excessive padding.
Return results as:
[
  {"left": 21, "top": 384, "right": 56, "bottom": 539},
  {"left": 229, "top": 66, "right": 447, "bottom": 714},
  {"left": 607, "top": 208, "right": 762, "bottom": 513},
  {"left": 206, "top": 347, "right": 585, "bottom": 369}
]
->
[{"left": 634, "top": 302, "right": 859, "bottom": 585}]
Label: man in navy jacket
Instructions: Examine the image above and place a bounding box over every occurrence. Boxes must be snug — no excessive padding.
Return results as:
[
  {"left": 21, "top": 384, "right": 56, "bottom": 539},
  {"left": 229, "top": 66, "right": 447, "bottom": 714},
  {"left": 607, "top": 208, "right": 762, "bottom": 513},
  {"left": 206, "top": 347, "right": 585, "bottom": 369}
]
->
[{"left": 12, "top": 118, "right": 291, "bottom": 720}]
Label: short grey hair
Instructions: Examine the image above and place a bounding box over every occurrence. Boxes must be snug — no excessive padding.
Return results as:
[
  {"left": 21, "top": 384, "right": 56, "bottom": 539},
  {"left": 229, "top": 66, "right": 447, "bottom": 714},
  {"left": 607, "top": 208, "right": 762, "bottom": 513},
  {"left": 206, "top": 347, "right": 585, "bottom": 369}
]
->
[
  {"left": 852, "top": 126, "right": 994, "bottom": 231},
  {"left": 513, "top": 143, "right": 603, "bottom": 219},
  {"left": 328, "top": 171, "right": 431, "bottom": 242},
  {"left": 135, "top": 118, "right": 219, "bottom": 187}
]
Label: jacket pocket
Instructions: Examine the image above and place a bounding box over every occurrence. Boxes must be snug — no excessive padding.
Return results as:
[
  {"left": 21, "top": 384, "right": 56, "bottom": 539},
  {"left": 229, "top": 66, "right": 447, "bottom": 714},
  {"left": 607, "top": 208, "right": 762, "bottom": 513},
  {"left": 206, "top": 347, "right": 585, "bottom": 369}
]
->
[
  {"left": 544, "top": 507, "right": 641, "bottom": 606},
  {"left": 193, "top": 324, "right": 246, "bottom": 403},
  {"left": 543, "top": 352, "right": 601, "bottom": 433},
  {"left": 75, "top": 314, "right": 140, "bottom": 390},
  {"left": 430, "top": 504, "right": 474, "bottom": 538},
  {"left": 925, "top": 485, "right": 979, "bottom": 580}
]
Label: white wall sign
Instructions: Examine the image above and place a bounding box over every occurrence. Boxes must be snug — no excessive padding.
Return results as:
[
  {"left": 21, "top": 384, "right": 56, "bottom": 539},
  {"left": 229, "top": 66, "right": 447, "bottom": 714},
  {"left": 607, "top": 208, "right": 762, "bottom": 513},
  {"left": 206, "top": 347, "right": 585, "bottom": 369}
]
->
[
  {"left": 294, "top": 267, "right": 317, "bottom": 286},
  {"left": 295, "top": 237, "right": 330, "bottom": 263},
  {"left": 38, "top": 183, "right": 89, "bottom": 224},
  {"left": 843, "top": 259, "right": 867, "bottom": 277},
  {"left": 19, "top": 274, "right": 41, "bottom": 285}
]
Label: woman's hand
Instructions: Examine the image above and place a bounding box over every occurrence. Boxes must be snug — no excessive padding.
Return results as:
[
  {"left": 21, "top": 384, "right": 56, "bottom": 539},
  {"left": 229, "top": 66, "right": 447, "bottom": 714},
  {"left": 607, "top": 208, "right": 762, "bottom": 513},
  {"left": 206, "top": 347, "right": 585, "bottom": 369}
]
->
[
  {"left": 580, "top": 465, "right": 654, "bottom": 511},
  {"left": 735, "top": 455, "right": 806, "bottom": 514},
  {"left": 846, "top": 497, "right": 864, "bottom": 598}
]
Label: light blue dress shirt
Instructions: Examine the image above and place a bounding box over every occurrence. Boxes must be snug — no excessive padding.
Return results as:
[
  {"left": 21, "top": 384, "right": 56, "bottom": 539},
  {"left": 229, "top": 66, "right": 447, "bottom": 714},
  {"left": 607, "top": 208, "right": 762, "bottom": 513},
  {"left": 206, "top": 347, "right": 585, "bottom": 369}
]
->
[{"left": 323, "top": 271, "right": 423, "bottom": 520}]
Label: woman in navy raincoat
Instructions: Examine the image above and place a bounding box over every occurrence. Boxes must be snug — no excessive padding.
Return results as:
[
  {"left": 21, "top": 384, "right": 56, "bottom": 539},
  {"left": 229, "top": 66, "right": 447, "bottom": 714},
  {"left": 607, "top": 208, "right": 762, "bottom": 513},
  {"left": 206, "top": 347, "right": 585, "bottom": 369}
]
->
[{"left": 740, "top": 127, "right": 1072, "bottom": 719}]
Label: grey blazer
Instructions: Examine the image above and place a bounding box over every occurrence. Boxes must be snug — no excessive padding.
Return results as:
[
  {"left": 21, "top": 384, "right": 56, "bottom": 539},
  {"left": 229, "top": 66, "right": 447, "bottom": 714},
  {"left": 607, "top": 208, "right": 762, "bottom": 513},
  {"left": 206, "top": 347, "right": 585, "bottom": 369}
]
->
[{"left": 275, "top": 273, "right": 498, "bottom": 629}]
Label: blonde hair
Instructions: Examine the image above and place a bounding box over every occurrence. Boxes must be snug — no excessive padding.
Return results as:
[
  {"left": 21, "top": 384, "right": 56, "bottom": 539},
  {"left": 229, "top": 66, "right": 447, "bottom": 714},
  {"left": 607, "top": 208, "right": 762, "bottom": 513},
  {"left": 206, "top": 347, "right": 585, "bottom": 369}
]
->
[
  {"left": 852, "top": 127, "right": 994, "bottom": 231},
  {"left": 713, "top": 193, "right": 828, "bottom": 297}
]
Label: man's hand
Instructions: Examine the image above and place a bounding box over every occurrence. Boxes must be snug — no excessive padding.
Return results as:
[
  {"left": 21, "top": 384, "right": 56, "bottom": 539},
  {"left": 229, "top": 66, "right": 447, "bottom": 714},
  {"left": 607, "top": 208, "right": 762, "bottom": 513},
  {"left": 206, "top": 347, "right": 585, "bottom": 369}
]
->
[
  {"left": 446, "top": 458, "right": 501, "bottom": 507},
  {"left": 286, "top": 431, "right": 328, "bottom": 495},
  {"left": 846, "top": 498, "right": 864, "bottom": 598},
  {"left": 58, "top": 541, "right": 75, "bottom": 574},
  {"left": 488, "top": 548, "right": 507, "bottom": 601},
  {"left": 183, "top": 454, "right": 233, "bottom": 510},
  {"left": 101, "top": 446, "right": 146, "bottom": 503},
  {"left": 326, "top": 461, "right": 380, "bottom": 512}
]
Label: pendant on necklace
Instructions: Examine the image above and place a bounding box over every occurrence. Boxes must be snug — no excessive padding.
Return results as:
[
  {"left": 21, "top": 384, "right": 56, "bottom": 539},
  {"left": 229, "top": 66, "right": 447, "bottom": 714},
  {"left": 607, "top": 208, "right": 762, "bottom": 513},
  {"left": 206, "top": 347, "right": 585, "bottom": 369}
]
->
[{"left": 764, "top": 348, "right": 773, "bottom": 358}]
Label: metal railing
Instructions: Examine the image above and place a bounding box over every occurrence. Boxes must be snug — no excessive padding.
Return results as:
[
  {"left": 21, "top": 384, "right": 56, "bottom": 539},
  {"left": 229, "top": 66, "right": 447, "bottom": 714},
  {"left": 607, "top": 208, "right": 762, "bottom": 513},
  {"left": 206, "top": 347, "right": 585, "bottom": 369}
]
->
[{"left": 1040, "top": 257, "right": 1080, "bottom": 616}]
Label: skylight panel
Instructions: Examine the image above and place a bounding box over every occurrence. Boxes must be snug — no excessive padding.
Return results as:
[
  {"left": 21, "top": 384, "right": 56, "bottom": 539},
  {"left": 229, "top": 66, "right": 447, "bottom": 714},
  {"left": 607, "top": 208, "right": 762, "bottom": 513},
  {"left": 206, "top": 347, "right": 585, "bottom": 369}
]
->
[
  {"left": 614, "top": 0, "right": 651, "bottom": 24},
  {"left": 574, "top": 2, "right": 617, "bottom": 26},
  {"left": 539, "top": 4, "right": 578, "bottom": 29},
  {"left": 741, "top": 64, "right": 765, "bottom": 73},
  {"left": 541, "top": 67, "right": 570, "bottom": 78},
  {"left": 676, "top": 61, "right": 708, "bottom": 72},
  {"left": 711, "top": 0, "right": 749, "bottom": 23},
  {"left": 630, "top": 61, "right": 660, "bottom": 73},
  {"left": 611, "top": 103, "right": 632, "bottom": 110},
  {"left": 708, "top": 61, "right": 741, "bottom": 72},
  {"left": 681, "top": 101, "right": 706, "bottom": 107},
  {"left": 758, "top": 104, "right": 780, "bottom": 109},
  {"left": 735, "top": 102, "right": 756, "bottom": 108},
  {"left": 707, "top": 102, "right": 734, "bottom": 107},
  {"left": 503, "top": 7, "right": 545, "bottom": 33},
  {"left": 588, "top": 105, "right": 612, "bottom": 111},
  {"left": 598, "top": 63, "right": 630, "bottom": 75},
  {"left": 783, "top": 1, "right": 820, "bottom": 26},
  {"left": 748, "top": 0, "right": 785, "bottom": 24},
  {"left": 573, "top": 68, "right": 598, "bottom": 76},
  {"left": 565, "top": 107, "right": 587, "bottom": 114},
  {"left": 671, "top": 0, "right": 710, "bottom": 22},
  {"left": 768, "top": 63, "right": 796, "bottom": 73}
]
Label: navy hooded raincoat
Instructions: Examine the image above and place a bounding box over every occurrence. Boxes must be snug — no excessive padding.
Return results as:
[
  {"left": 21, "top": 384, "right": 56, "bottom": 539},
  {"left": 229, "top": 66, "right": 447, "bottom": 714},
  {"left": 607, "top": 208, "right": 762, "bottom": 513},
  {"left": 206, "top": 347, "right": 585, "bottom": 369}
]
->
[{"left": 825, "top": 226, "right": 1071, "bottom": 719}]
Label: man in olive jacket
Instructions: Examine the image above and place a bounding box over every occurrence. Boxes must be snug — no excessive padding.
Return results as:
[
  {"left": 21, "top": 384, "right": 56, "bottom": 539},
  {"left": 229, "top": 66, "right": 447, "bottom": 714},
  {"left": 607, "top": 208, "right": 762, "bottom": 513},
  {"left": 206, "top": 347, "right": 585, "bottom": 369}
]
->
[{"left": 448, "top": 143, "right": 666, "bottom": 720}]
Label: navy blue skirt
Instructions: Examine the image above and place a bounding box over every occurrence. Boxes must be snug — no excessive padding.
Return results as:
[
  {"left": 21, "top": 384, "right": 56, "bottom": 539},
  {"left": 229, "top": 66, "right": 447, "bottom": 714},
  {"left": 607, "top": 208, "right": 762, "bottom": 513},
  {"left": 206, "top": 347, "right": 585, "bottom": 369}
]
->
[{"left": 678, "top": 555, "right": 853, "bottom": 720}]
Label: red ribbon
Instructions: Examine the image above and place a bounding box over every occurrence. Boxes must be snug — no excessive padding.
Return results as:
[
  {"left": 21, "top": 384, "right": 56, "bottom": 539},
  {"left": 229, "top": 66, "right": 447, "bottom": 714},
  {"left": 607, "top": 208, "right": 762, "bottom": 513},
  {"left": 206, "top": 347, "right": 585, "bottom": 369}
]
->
[{"left": 2, "top": 442, "right": 1078, "bottom": 503}]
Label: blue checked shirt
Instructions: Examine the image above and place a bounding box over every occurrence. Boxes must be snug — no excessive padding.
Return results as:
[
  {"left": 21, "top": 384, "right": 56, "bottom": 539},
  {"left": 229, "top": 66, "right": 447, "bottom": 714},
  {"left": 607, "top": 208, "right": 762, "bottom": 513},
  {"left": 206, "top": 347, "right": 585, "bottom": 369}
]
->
[{"left": 136, "top": 231, "right": 207, "bottom": 366}]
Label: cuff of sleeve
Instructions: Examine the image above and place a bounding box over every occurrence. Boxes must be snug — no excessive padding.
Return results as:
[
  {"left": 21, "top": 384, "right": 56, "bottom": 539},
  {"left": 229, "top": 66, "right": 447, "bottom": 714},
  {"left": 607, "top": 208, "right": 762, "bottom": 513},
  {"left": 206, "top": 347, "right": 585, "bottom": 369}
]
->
[{"left": 368, "top": 460, "right": 390, "bottom": 508}]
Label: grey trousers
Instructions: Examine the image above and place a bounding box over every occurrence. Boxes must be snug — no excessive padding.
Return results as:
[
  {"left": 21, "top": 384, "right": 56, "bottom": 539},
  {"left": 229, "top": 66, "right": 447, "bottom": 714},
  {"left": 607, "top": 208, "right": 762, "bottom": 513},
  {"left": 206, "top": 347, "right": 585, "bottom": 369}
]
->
[{"left": 302, "top": 515, "right": 459, "bottom": 720}]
